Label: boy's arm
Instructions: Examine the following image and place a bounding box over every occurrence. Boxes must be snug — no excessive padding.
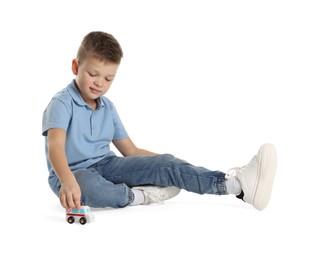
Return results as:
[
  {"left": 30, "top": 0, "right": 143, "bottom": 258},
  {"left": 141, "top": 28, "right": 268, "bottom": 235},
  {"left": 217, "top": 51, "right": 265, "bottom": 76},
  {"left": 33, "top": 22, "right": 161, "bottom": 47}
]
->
[
  {"left": 47, "top": 128, "right": 81, "bottom": 209},
  {"left": 113, "top": 137, "right": 158, "bottom": 157}
]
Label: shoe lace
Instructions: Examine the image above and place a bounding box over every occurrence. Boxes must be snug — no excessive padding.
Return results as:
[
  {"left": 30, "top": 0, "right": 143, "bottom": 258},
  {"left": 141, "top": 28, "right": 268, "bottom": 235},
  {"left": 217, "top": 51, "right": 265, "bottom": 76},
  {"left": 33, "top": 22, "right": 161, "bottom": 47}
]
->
[
  {"left": 145, "top": 191, "right": 165, "bottom": 205},
  {"left": 225, "top": 167, "right": 241, "bottom": 179},
  {"left": 225, "top": 155, "right": 258, "bottom": 179}
]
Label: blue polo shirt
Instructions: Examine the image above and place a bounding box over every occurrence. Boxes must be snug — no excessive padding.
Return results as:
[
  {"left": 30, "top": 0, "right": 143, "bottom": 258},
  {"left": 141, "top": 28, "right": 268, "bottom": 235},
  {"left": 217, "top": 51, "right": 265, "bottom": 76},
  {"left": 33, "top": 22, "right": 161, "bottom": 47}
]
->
[{"left": 42, "top": 80, "right": 128, "bottom": 176}]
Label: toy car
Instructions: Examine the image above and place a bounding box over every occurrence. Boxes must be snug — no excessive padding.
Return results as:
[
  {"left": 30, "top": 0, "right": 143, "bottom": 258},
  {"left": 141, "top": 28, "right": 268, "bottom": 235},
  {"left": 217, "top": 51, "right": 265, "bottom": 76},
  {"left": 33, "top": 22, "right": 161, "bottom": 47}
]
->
[{"left": 66, "top": 206, "right": 94, "bottom": 225}]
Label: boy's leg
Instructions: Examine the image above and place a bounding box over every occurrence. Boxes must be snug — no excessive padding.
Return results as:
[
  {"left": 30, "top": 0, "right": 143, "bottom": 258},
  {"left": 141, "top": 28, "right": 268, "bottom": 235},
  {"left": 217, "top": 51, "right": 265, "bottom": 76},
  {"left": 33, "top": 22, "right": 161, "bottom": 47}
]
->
[
  {"left": 49, "top": 168, "right": 132, "bottom": 208},
  {"left": 91, "top": 154, "right": 228, "bottom": 195},
  {"left": 73, "top": 168, "right": 133, "bottom": 208},
  {"left": 91, "top": 143, "right": 277, "bottom": 210}
]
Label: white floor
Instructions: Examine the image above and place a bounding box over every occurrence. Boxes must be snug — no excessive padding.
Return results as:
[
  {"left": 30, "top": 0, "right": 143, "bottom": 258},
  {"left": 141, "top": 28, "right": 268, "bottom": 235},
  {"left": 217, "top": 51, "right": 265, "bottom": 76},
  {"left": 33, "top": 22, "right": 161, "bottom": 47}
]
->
[
  {"left": 1, "top": 1, "right": 321, "bottom": 259},
  {"left": 5, "top": 149, "right": 321, "bottom": 260}
]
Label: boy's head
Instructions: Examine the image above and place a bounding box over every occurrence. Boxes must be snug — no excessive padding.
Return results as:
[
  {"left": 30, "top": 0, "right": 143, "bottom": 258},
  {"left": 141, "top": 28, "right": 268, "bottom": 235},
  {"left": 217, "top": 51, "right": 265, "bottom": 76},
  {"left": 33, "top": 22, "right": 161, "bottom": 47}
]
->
[
  {"left": 77, "top": 31, "right": 123, "bottom": 65},
  {"left": 72, "top": 32, "right": 122, "bottom": 109}
]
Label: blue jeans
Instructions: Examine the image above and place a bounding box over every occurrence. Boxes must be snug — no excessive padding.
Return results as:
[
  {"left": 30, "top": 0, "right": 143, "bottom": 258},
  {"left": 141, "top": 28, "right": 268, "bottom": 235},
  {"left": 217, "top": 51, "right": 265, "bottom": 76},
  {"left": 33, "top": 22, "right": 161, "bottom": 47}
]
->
[{"left": 48, "top": 154, "right": 228, "bottom": 208}]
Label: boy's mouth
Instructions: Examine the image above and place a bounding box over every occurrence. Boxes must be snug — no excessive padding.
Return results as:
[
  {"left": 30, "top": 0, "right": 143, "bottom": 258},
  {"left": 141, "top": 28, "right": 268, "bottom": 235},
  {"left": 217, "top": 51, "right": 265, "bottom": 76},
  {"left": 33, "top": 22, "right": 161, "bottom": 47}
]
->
[{"left": 90, "top": 87, "right": 101, "bottom": 94}]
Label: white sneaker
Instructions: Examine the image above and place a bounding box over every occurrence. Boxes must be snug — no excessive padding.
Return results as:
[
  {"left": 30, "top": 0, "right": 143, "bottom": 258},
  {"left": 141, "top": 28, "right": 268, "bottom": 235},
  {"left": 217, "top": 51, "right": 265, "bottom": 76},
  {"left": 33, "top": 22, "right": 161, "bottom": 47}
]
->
[
  {"left": 132, "top": 186, "right": 181, "bottom": 205},
  {"left": 226, "top": 143, "right": 277, "bottom": 210}
]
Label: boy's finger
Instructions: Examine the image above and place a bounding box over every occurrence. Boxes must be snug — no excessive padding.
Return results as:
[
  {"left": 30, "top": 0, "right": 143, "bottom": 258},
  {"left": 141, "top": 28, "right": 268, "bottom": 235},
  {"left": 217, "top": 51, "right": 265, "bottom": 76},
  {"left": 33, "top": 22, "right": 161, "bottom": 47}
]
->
[
  {"left": 75, "top": 200, "right": 81, "bottom": 209},
  {"left": 59, "top": 193, "right": 67, "bottom": 209},
  {"left": 74, "top": 192, "right": 82, "bottom": 209},
  {"left": 66, "top": 193, "right": 76, "bottom": 209}
]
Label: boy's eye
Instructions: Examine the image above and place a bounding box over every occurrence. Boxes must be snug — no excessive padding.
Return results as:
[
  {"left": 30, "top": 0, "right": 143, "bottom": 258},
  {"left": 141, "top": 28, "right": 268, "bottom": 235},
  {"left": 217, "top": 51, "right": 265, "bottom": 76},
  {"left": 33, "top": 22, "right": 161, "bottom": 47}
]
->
[
  {"left": 105, "top": 78, "right": 112, "bottom": 82},
  {"left": 88, "top": 72, "right": 96, "bottom": 77}
]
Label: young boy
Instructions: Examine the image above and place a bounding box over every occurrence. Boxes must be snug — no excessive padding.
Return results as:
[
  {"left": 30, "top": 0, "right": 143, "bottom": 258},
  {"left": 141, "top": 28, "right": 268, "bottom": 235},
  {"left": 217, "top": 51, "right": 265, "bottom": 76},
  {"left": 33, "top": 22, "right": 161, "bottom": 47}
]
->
[{"left": 42, "top": 31, "right": 277, "bottom": 211}]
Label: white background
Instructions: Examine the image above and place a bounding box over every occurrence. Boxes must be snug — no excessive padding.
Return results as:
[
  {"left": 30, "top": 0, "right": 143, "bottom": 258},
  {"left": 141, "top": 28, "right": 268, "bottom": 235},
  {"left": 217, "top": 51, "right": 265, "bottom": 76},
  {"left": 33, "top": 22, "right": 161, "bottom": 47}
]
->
[{"left": 1, "top": 0, "right": 321, "bottom": 259}]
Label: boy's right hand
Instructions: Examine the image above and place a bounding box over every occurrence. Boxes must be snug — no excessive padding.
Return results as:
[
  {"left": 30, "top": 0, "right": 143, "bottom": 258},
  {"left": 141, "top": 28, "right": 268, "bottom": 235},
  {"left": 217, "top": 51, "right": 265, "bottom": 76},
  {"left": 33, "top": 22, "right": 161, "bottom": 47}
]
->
[{"left": 59, "top": 178, "right": 82, "bottom": 210}]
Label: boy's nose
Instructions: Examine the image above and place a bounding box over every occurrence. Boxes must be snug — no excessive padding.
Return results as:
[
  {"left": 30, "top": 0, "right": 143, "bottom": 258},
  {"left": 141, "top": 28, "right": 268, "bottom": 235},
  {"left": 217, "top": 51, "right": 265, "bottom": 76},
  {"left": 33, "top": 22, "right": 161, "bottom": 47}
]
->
[{"left": 94, "top": 80, "right": 103, "bottom": 88}]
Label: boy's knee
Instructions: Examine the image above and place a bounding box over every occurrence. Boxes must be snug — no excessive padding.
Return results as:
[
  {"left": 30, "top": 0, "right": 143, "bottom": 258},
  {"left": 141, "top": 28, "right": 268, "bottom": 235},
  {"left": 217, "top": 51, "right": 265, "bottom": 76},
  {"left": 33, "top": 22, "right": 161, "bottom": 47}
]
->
[
  {"left": 74, "top": 168, "right": 129, "bottom": 208},
  {"left": 156, "top": 153, "right": 177, "bottom": 163},
  {"left": 157, "top": 153, "right": 187, "bottom": 166}
]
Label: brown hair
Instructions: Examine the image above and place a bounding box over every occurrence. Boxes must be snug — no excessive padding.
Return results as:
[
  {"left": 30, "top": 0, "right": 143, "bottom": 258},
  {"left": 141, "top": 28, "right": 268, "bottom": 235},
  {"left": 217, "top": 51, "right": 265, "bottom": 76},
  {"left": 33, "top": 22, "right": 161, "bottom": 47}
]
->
[{"left": 77, "top": 31, "right": 123, "bottom": 64}]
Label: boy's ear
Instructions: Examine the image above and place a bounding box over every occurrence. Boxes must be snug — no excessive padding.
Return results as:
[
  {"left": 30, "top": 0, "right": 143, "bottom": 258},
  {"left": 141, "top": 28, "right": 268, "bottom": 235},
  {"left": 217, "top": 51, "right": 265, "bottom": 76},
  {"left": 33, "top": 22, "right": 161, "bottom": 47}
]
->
[{"left": 72, "top": 59, "right": 79, "bottom": 75}]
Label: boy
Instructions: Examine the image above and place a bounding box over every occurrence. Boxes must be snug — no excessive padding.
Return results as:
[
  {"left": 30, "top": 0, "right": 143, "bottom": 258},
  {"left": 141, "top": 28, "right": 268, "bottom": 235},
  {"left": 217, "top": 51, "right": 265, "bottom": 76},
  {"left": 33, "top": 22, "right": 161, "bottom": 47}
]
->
[{"left": 42, "top": 31, "right": 277, "bottom": 211}]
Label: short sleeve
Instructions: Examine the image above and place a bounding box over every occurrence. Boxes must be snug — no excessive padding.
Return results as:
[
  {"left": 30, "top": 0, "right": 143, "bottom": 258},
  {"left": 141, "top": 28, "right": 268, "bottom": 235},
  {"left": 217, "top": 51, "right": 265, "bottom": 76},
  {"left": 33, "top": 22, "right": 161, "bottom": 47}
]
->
[
  {"left": 42, "top": 96, "right": 72, "bottom": 136},
  {"left": 111, "top": 102, "right": 128, "bottom": 140}
]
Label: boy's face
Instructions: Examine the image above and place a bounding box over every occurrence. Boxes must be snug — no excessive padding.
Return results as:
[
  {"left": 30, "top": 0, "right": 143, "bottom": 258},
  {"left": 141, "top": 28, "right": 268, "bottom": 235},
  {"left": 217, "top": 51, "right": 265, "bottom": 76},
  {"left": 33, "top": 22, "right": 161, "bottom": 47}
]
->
[{"left": 72, "top": 57, "right": 119, "bottom": 107}]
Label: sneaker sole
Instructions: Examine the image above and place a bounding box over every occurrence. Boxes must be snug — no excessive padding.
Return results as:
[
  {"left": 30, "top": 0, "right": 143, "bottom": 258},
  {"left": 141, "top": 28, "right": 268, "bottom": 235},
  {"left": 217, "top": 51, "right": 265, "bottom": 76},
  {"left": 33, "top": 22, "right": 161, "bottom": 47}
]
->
[{"left": 252, "top": 143, "right": 277, "bottom": 210}]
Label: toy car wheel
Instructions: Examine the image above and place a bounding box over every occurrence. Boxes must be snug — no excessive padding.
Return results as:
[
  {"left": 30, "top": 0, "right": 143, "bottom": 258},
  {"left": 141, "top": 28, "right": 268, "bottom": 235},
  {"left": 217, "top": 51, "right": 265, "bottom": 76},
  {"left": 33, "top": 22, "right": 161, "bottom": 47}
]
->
[
  {"left": 79, "top": 217, "right": 87, "bottom": 225},
  {"left": 67, "top": 216, "right": 75, "bottom": 224}
]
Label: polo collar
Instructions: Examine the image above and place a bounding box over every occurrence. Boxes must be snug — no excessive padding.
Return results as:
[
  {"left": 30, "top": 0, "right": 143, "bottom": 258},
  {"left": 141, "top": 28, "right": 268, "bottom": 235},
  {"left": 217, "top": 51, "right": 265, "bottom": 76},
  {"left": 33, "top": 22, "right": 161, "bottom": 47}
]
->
[{"left": 67, "top": 80, "right": 105, "bottom": 109}]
